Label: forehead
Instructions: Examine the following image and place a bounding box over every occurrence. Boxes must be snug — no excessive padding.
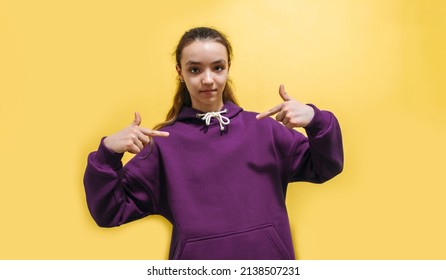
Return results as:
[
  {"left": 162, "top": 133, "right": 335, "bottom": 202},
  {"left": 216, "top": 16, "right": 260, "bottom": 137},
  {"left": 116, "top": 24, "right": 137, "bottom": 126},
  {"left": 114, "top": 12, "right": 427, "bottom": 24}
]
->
[{"left": 181, "top": 40, "right": 228, "bottom": 65}]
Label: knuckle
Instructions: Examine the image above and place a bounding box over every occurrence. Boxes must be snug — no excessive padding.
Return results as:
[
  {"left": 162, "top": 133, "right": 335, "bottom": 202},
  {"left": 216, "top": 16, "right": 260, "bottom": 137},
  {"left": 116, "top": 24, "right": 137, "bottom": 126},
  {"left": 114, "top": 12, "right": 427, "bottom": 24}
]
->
[
  {"left": 125, "top": 140, "right": 134, "bottom": 149},
  {"left": 129, "top": 135, "right": 137, "bottom": 142},
  {"left": 141, "top": 138, "right": 150, "bottom": 146}
]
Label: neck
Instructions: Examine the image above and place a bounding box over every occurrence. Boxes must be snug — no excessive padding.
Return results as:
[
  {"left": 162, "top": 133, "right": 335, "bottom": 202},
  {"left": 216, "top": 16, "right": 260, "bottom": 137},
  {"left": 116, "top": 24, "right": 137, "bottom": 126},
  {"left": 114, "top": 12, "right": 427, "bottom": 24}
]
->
[{"left": 192, "top": 101, "right": 224, "bottom": 113}]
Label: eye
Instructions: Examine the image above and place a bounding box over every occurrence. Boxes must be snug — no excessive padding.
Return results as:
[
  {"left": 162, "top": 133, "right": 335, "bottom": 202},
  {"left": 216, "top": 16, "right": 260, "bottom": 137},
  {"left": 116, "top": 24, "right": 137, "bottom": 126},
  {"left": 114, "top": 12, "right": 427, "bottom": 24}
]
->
[
  {"left": 215, "top": 65, "right": 225, "bottom": 72},
  {"left": 189, "top": 67, "right": 200, "bottom": 74}
]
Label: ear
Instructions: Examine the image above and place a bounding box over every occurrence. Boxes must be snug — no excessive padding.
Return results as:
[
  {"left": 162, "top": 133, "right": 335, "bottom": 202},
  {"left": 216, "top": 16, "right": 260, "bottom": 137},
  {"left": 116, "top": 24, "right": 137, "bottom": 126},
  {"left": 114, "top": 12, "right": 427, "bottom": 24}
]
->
[{"left": 176, "top": 65, "right": 183, "bottom": 81}]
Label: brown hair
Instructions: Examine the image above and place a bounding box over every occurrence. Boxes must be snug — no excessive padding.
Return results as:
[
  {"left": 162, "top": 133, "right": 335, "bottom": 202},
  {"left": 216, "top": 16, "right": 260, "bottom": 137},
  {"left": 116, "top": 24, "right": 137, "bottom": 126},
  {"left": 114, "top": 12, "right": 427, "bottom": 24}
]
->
[{"left": 153, "top": 27, "right": 239, "bottom": 130}]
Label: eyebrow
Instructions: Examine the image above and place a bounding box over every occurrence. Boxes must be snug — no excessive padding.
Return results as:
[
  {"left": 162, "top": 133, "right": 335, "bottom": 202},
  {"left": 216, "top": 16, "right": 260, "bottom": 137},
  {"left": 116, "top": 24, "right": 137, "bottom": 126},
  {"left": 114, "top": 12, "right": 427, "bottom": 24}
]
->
[{"left": 185, "top": 59, "right": 227, "bottom": 66}]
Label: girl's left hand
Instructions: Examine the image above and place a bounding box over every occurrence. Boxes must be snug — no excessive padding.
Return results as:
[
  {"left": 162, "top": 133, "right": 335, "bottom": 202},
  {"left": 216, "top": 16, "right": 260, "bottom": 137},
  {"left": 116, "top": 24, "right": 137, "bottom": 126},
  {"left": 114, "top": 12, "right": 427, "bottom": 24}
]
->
[{"left": 256, "top": 84, "right": 315, "bottom": 128}]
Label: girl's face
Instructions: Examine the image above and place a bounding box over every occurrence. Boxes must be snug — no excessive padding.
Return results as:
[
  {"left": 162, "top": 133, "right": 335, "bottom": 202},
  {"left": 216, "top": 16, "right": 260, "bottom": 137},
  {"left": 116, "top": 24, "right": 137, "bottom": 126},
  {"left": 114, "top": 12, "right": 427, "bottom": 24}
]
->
[{"left": 177, "top": 40, "right": 229, "bottom": 112}]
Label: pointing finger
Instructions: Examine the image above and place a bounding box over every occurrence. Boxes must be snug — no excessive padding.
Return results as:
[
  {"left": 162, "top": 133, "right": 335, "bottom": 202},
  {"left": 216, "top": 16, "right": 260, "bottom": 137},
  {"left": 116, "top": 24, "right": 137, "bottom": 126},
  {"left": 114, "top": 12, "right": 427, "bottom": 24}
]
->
[
  {"left": 256, "top": 103, "right": 282, "bottom": 120},
  {"left": 279, "top": 84, "right": 291, "bottom": 101},
  {"left": 140, "top": 128, "right": 170, "bottom": 137},
  {"left": 132, "top": 112, "right": 142, "bottom": 126}
]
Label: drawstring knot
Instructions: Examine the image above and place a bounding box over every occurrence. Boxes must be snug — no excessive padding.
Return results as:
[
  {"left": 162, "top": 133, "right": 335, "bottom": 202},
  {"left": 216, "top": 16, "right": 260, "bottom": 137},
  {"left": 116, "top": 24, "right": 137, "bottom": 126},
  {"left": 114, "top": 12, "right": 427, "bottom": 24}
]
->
[{"left": 196, "top": 109, "right": 230, "bottom": 131}]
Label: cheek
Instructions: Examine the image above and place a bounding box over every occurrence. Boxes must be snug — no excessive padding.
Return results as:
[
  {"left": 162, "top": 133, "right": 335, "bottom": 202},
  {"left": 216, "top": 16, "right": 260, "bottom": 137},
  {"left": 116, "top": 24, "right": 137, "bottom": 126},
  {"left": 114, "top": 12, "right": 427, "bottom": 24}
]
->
[
  {"left": 217, "top": 72, "right": 229, "bottom": 83},
  {"left": 219, "top": 76, "right": 229, "bottom": 88},
  {"left": 184, "top": 76, "right": 199, "bottom": 87},
  {"left": 184, "top": 78, "right": 202, "bottom": 94}
]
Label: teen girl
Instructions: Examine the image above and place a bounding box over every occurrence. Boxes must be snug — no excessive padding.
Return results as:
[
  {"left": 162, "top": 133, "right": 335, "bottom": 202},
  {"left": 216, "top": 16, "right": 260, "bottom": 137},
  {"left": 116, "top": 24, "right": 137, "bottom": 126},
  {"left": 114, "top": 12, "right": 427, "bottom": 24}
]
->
[{"left": 83, "top": 27, "right": 344, "bottom": 260}]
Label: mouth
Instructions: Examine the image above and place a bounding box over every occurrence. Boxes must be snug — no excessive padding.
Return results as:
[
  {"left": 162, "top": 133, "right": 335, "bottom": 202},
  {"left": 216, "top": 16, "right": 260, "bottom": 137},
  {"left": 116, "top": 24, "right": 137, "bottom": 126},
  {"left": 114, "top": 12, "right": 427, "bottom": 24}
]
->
[{"left": 199, "top": 89, "right": 218, "bottom": 94}]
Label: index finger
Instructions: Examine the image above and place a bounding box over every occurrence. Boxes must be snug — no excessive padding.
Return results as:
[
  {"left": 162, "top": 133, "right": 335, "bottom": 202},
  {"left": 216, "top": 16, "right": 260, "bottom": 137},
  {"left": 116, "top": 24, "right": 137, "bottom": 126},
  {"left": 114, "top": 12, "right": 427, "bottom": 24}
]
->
[
  {"left": 140, "top": 128, "right": 170, "bottom": 137},
  {"left": 256, "top": 103, "right": 282, "bottom": 120}
]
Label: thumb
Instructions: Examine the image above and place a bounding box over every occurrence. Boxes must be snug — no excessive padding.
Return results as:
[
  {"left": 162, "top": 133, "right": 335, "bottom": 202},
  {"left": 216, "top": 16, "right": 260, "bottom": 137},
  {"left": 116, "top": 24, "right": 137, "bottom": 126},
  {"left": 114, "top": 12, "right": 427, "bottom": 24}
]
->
[
  {"left": 131, "top": 112, "right": 142, "bottom": 126},
  {"left": 279, "top": 84, "right": 291, "bottom": 101}
]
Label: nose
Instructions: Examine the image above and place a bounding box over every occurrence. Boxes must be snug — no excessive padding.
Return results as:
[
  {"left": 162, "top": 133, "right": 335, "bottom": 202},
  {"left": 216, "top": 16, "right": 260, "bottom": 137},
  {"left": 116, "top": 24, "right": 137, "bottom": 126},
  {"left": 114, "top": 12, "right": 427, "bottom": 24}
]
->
[{"left": 202, "top": 70, "right": 214, "bottom": 85}]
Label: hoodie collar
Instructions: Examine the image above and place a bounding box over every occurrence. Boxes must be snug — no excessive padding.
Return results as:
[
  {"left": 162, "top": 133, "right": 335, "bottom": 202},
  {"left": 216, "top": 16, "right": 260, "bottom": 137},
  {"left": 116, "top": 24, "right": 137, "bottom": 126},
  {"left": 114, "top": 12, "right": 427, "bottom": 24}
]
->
[{"left": 177, "top": 102, "right": 243, "bottom": 129}]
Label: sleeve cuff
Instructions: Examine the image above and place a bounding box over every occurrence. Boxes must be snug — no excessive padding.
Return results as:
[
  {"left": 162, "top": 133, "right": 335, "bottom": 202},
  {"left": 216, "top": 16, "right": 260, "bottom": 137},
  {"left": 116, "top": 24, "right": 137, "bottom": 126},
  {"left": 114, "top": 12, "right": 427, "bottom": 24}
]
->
[
  {"left": 93, "top": 137, "right": 124, "bottom": 170},
  {"left": 304, "top": 104, "right": 333, "bottom": 137}
]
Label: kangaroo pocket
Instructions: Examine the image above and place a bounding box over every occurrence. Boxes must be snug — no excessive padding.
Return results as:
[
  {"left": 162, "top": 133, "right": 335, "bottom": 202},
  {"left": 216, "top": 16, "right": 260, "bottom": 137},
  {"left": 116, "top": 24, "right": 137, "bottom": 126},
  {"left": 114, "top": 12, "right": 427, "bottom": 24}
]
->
[{"left": 178, "top": 224, "right": 292, "bottom": 260}]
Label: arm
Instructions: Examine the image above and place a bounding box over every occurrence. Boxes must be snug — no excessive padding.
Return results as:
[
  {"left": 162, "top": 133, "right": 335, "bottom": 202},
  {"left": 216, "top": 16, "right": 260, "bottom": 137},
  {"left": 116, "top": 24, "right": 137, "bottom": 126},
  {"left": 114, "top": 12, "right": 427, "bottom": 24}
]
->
[
  {"left": 290, "top": 105, "right": 344, "bottom": 183},
  {"left": 257, "top": 84, "right": 343, "bottom": 183},
  {"left": 84, "top": 139, "right": 162, "bottom": 227},
  {"left": 83, "top": 113, "right": 169, "bottom": 227}
]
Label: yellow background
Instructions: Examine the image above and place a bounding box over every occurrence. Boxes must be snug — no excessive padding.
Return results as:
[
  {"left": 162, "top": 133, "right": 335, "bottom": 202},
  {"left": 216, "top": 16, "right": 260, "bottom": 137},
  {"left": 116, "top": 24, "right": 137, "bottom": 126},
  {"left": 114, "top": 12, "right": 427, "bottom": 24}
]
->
[{"left": 1, "top": 0, "right": 445, "bottom": 259}]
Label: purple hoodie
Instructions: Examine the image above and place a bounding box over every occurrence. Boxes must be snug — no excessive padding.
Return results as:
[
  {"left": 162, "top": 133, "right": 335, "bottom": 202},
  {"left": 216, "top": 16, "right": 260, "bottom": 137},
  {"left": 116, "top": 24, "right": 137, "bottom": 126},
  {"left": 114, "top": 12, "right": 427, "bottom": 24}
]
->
[{"left": 83, "top": 102, "right": 343, "bottom": 260}]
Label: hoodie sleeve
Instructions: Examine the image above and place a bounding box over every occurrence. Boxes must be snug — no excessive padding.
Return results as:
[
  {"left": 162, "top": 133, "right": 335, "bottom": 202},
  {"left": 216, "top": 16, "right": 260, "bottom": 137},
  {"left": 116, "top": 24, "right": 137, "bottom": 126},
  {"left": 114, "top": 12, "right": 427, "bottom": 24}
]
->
[
  {"left": 83, "top": 138, "right": 163, "bottom": 227},
  {"left": 289, "top": 104, "right": 344, "bottom": 183}
]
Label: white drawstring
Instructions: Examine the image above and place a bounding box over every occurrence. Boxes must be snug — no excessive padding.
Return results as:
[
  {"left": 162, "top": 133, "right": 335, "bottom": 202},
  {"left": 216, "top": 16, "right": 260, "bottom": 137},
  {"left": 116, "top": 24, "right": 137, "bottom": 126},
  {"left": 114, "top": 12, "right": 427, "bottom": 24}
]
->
[{"left": 196, "top": 109, "right": 230, "bottom": 131}]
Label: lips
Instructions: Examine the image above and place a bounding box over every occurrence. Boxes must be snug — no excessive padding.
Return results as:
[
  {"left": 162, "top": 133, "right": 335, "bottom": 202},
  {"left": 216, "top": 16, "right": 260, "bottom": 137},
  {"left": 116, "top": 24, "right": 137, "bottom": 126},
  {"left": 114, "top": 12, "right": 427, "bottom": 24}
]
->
[{"left": 199, "top": 89, "right": 217, "bottom": 94}]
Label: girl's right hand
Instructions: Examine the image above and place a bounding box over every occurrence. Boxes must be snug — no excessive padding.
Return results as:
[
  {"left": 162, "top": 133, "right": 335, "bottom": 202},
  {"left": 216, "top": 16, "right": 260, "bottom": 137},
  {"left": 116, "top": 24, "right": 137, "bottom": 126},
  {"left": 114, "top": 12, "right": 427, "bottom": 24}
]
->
[{"left": 103, "top": 112, "right": 170, "bottom": 154}]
